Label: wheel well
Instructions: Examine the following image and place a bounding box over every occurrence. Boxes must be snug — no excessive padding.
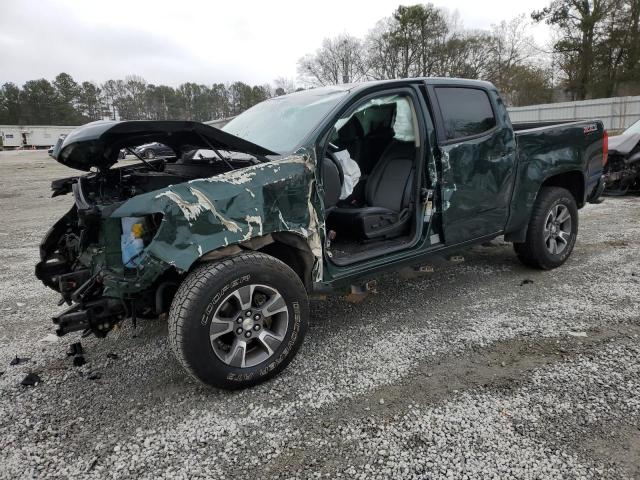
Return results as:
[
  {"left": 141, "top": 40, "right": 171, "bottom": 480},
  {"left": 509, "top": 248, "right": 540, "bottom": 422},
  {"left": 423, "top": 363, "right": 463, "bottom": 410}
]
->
[
  {"left": 195, "top": 232, "right": 315, "bottom": 291},
  {"left": 506, "top": 170, "right": 586, "bottom": 243},
  {"left": 541, "top": 171, "right": 585, "bottom": 208},
  {"left": 258, "top": 240, "right": 312, "bottom": 289}
]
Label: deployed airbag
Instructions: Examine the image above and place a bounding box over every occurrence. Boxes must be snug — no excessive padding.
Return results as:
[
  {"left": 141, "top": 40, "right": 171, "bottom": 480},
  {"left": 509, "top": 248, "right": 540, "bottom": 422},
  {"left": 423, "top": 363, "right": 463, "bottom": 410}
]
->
[{"left": 333, "top": 150, "right": 361, "bottom": 199}]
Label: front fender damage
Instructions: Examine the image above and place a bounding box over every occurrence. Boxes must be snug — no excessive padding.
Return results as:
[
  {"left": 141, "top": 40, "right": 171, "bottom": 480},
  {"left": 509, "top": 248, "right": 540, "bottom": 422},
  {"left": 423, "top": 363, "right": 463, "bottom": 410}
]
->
[{"left": 106, "top": 150, "right": 323, "bottom": 298}]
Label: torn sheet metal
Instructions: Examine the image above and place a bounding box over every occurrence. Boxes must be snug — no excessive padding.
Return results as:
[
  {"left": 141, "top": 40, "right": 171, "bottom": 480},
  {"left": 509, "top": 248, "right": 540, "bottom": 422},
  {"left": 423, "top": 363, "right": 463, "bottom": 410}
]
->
[{"left": 105, "top": 150, "right": 323, "bottom": 295}]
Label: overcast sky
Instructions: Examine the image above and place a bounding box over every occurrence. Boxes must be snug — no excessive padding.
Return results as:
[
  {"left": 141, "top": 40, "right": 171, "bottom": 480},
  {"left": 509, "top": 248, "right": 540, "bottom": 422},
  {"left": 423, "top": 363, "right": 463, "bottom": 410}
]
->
[{"left": 0, "top": 0, "right": 552, "bottom": 87}]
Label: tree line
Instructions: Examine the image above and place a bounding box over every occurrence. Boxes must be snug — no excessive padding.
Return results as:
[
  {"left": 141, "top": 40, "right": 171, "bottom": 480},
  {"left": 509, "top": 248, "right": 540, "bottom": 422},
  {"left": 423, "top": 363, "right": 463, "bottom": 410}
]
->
[
  {"left": 0, "top": 74, "right": 297, "bottom": 126},
  {"left": 298, "top": 6, "right": 555, "bottom": 106},
  {"left": 299, "top": 0, "right": 640, "bottom": 104},
  {"left": 533, "top": 0, "right": 640, "bottom": 99},
  {"left": 1, "top": 1, "right": 638, "bottom": 125}
]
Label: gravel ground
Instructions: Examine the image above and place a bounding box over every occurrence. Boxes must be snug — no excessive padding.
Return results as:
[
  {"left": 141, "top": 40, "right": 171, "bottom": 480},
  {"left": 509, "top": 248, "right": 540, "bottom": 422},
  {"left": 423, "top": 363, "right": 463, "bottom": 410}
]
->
[{"left": 0, "top": 150, "right": 639, "bottom": 479}]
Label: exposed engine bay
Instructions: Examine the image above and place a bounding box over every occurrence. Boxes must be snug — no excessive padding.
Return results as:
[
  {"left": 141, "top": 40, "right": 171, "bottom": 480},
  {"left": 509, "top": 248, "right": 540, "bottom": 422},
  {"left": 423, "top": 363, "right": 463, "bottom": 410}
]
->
[
  {"left": 50, "top": 152, "right": 257, "bottom": 205},
  {"left": 35, "top": 120, "right": 279, "bottom": 338}
]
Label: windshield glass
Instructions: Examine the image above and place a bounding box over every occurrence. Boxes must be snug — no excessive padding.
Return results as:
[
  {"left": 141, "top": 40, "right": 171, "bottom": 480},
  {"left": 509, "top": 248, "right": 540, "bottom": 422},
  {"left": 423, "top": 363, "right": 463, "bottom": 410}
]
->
[
  {"left": 222, "top": 87, "right": 349, "bottom": 154},
  {"left": 624, "top": 119, "right": 640, "bottom": 135}
]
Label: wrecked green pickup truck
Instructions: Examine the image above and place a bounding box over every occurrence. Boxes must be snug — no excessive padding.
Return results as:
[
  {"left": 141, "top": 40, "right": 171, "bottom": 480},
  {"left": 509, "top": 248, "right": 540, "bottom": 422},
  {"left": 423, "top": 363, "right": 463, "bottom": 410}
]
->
[{"left": 37, "top": 78, "right": 607, "bottom": 389}]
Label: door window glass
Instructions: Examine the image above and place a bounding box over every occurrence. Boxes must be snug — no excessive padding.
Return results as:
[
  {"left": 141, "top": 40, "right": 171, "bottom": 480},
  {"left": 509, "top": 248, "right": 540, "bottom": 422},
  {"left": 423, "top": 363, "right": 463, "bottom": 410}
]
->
[{"left": 435, "top": 87, "right": 496, "bottom": 140}]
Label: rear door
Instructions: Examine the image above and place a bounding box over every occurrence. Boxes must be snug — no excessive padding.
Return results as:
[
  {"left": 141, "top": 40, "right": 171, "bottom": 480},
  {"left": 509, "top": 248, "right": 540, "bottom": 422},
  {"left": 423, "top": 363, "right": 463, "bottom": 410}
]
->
[{"left": 428, "top": 85, "right": 516, "bottom": 245}]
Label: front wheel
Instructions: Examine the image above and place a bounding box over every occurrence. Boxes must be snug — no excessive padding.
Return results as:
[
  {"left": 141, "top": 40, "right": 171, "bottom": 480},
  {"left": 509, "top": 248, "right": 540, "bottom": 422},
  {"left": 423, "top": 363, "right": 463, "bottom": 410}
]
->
[
  {"left": 168, "top": 252, "right": 309, "bottom": 389},
  {"left": 514, "top": 186, "right": 579, "bottom": 270}
]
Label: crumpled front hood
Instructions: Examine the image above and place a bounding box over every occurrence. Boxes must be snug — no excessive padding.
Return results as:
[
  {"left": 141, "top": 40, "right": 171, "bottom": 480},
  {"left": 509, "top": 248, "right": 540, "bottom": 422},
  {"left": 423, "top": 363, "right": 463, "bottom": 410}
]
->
[{"left": 52, "top": 120, "right": 278, "bottom": 171}]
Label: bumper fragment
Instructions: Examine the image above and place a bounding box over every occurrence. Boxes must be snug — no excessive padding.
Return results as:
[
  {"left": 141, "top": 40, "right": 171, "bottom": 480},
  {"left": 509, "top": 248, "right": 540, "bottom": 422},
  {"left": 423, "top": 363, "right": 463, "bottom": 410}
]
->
[{"left": 53, "top": 299, "right": 124, "bottom": 336}]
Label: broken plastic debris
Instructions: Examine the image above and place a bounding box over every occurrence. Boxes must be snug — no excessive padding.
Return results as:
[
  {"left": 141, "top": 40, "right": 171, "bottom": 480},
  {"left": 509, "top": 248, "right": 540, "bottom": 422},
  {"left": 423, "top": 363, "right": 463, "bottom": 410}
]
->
[
  {"left": 86, "top": 456, "right": 99, "bottom": 473},
  {"left": 21, "top": 372, "right": 41, "bottom": 387},
  {"left": 66, "top": 342, "right": 83, "bottom": 357},
  {"left": 568, "top": 331, "right": 588, "bottom": 337},
  {"left": 9, "top": 356, "right": 29, "bottom": 366},
  {"left": 73, "top": 356, "right": 87, "bottom": 367},
  {"left": 39, "top": 334, "right": 59, "bottom": 343}
]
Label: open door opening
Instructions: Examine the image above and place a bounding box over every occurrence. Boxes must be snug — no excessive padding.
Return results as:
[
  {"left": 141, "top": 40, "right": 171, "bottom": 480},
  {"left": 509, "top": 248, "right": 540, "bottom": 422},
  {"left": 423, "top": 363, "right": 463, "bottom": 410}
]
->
[{"left": 321, "top": 92, "right": 427, "bottom": 265}]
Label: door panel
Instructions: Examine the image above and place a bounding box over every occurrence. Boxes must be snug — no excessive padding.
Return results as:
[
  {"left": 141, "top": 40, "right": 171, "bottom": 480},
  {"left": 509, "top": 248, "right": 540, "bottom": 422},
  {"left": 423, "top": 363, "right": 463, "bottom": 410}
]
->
[{"left": 433, "top": 87, "right": 516, "bottom": 245}]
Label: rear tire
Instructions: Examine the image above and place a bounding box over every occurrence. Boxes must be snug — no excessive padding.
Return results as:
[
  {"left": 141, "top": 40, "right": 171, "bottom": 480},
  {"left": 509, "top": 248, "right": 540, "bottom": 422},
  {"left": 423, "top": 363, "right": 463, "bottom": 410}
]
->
[
  {"left": 168, "top": 252, "right": 309, "bottom": 389},
  {"left": 514, "top": 187, "right": 578, "bottom": 270}
]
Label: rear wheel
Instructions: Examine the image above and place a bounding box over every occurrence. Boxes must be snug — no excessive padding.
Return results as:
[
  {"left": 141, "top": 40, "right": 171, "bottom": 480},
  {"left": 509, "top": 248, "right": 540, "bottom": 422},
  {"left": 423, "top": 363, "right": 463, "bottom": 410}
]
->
[
  {"left": 144, "top": 149, "right": 155, "bottom": 159},
  {"left": 168, "top": 252, "right": 309, "bottom": 389},
  {"left": 514, "top": 187, "right": 578, "bottom": 270}
]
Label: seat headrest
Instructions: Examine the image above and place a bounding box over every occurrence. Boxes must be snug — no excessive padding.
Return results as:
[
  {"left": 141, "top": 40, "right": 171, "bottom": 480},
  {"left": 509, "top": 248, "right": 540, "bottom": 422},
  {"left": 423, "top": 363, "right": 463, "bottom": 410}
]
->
[{"left": 337, "top": 116, "right": 364, "bottom": 144}]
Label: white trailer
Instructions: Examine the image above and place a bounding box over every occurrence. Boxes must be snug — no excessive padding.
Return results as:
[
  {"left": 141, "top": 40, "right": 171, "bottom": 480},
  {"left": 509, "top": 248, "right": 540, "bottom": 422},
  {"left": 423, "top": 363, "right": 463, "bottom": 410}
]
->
[{"left": 0, "top": 125, "right": 78, "bottom": 149}]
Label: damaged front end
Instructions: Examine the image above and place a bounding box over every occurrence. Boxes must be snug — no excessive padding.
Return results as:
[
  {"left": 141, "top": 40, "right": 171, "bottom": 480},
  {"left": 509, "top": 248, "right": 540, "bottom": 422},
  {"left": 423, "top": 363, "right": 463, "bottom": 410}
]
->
[
  {"left": 36, "top": 202, "right": 129, "bottom": 337},
  {"left": 36, "top": 120, "right": 321, "bottom": 338},
  {"left": 604, "top": 132, "right": 640, "bottom": 195}
]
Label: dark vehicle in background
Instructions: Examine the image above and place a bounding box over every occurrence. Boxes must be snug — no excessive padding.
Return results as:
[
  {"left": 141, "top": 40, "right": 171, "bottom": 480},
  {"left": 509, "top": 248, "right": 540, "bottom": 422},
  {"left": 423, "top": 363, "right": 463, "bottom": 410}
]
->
[
  {"left": 37, "top": 78, "right": 607, "bottom": 389},
  {"left": 134, "top": 142, "right": 175, "bottom": 159},
  {"left": 604, "top": 119, "right": 640, "bottom": 195}
]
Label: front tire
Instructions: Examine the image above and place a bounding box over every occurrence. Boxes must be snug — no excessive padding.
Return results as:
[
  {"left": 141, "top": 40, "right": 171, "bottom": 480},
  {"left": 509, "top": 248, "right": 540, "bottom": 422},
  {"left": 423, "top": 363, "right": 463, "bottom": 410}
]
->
[
  {"left": 514, "top": 187, "right": 578, "bottom": 270},
  {"left": 168, "top": 252, "right": 309, "bottom": 389}
]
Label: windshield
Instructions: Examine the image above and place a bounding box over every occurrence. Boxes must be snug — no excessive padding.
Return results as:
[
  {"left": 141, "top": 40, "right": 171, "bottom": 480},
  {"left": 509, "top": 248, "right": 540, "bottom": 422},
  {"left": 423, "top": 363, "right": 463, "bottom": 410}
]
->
[
  {"left": 624, "top": 119, "right": 640, "bottom": 135},
  {"left": 222, "top": 87, "right": 349, "bottom": 154}
]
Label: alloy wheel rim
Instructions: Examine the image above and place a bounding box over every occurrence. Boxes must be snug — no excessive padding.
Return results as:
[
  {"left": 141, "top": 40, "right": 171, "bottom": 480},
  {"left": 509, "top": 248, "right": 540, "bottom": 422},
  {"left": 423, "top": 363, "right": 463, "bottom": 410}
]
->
[
  {"left": 209, "top": 284, "right": 289, "bottom": 368},
  {"left": 544, "top": 204, "right": 572, "bottom": 255}
]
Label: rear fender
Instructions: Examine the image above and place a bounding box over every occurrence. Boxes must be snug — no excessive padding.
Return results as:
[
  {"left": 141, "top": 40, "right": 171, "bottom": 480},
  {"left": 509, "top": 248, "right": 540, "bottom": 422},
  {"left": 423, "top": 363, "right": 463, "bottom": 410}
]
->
[{"left": 504, "top": 168, "right": 586, "bottom": 241}]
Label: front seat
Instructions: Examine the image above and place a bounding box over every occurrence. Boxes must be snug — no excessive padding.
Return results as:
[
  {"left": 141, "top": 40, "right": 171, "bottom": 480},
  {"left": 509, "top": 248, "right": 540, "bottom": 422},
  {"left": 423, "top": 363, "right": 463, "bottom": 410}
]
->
[
  {"left": 328, "top": 140, "right": 416, "bottom": 240},
  {"left": 336, "top": 116, "right": 364, "bottom": 163},
  {"left": 358, "top": 103, "right": 397, "bottom": 175}
]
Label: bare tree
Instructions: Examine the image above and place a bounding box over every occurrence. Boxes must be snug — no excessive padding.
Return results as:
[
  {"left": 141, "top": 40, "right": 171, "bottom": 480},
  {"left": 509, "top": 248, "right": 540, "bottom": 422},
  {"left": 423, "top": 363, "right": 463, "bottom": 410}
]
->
[
  {"left": 274, "top": 77, "right": 297, "bottom": 96},
  {"left": 364, "top": 5, "right": 460, "bottom": 79},
  {"left": 486, "top": 16, "right": 539, "bottom": 88},
  {"left": 532, "top": 0, "right": 611, "bottom": 99},
  {"left": 297, "top": 34, "right": 368, "bottom": 86},
  {"left": 365, "top": 18, "right": 403, "bottom": 80}
]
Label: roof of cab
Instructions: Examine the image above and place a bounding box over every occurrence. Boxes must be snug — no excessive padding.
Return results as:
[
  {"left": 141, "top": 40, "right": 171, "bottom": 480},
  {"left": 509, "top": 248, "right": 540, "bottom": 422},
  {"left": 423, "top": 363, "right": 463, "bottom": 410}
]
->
[
  {"left": 258, "top": 78, "right": 497, "bottom": 105},
  {"left": 334, "top": 77, "right": 496, "bottom": 94}
]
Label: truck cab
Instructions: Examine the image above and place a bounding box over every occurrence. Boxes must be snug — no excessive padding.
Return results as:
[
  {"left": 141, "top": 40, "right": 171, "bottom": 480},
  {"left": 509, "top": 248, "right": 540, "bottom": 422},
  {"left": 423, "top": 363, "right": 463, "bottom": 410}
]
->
[{"left": 317, "top": 80, "right": 516, "bottom": 282}]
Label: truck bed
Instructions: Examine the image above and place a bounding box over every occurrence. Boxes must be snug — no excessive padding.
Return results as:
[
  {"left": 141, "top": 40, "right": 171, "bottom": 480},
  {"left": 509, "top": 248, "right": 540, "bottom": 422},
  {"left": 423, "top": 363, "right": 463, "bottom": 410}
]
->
[
  {"left": 516, "top": 119, "right": 605, "bottom": 198},
  {"left": 503, "top": 119, "right": 606, "bottom": 235}
]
